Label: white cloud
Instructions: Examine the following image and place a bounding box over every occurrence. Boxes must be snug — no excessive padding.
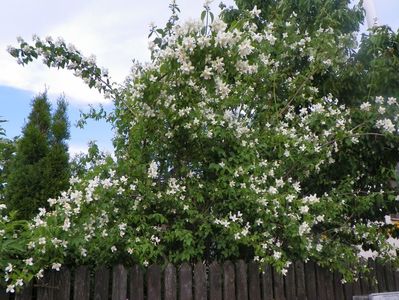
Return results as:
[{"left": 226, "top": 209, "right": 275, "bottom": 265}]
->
[
  {"left": 68, "top": 143, "right": 89, "bottom": 157},
  {"left": 0, "top": 0, "right": 235, "bottom": 107}
]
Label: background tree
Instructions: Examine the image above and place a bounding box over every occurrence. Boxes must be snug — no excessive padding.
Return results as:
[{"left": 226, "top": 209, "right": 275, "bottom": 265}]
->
[
  {"left": 0, "top": 118, "right": 15, "bottom": 201},
  {"left": 5, "top": 93, "right": 70, "bottom": 219}
]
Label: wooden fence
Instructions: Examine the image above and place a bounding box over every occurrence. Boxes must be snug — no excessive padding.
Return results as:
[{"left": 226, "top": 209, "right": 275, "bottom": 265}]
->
[{"left": 1, "top": 260, "right": 399, "bottom": 300}]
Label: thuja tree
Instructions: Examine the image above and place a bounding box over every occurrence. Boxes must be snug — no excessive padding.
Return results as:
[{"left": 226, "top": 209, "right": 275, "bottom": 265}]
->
[
  {"left": 5, "top": 93, "right": 70, "bottom": 220},
  {"left": 2, "top": 4, "right": 399, "bottom": 291},
  {"left": 0, "top": 119, "right": 14, "bottom": 200}
]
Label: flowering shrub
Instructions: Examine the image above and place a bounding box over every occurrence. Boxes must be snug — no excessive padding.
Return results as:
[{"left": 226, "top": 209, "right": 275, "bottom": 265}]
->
[{"left": 3, "top": 4, "right": 399, "bottom": 291}]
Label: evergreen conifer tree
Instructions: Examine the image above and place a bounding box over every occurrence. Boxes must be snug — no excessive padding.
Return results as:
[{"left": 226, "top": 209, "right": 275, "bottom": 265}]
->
[{"left": 5, "top": 93, "right": 70, "bottom": 219}]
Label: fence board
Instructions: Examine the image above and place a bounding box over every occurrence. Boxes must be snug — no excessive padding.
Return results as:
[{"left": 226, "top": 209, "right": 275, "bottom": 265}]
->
[
  {"left": 94, "top": 266, "right": 110, "bottom": 300},
  {"left": 194, "top": 263, "right": 207, "bottom": 300},
  {"left": 147, "top": 264, "right": 161, "bottom": 300},
  {"left": 223, "top": 261, "right": 235, "bottom": 300},
  {"left": 248, "top": 262, "right": 261, "bottom": 300},
  {"left": 343, "top": 282, "right": 353, "bottom": 300},
  {"left": 74, "top": 266, "right": 90, "bottom": 300},
  {"left": 261, "top": 264, "right": 273, "bottom": 300},
  {"left": 385, "top": 263, "right": 396, "bottom": 292},
  {"left": 53, "top": 268, "right": 70, "bottom": 300},
  {"left": 272, "top": 267, "right": 285, "bottom": 300},
  {"left": 305, "top": 262, "right": 317, "bottom": 300},
  {"left": 112, "top": 264, "right": 127, "bottom": 300},
  {"left": 352, "top": 278, "right": 362, "bottom": 298},
  {"left": 376, "top": 263, "right": 387, "bottom": 292},
  {"left": 0, "top": 289, "right": 9, "bottom": 300},
  {"left": 359, "top": 274, "right": 371, "bottom": 295},
  {"left": 36, "top": 270, "right": 54, "bottom": 300},
  {"left": 15, "top": 282, "right": 32, "bottom": 300},
  {"left": 316, "top": 265, "right": 327, "bottom": 300},
  {"left": 333, "top": 272, "right": 345, "bottom": 300},
  {"left": 368, "top": 260, "right": 378, "bottom": 293},
  {"left": 165, "top": 263, "right": 177, "bottom": 300},
  {"left": 236, "top": 260, "right": 248, "bottom": 300},
  {"left": 324, "top": 268, "right": 334, "bottom": 300},
  {"left": 130, "top": 265, "right": 144, "bottom": 300},
  {"left": 209, "top": 262, "right": 222, "bottom": 300},
  {"left": 295, "top": 261, "right": 306, "bottom": 300},
  {"left": 179, "top": 263, "right": 192, "bottom": 300},
  {"left": 284, "top": 263, "right": 296, "bottom": 300},
  {"left": 394, "top": 267, "right": 399, "bottom": 291}
]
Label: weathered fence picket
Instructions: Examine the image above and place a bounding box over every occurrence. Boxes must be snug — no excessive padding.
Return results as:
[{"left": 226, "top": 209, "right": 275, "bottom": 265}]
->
[
  {"left": 130, "top": 265, "right": 144, "bottom": 300},
  {"left": 179, "top": 263, "right": 192, "bottom": 300},
  {"left": 94, "top": 266, "right": 109, "bottom": 300},
  {"left": 73, "top": 266, "right": 90, "bottom": 300},
  {"left": 164, "top": 263, "right": 176, "bottom": 300},
  {"left": 223, "top": 261, "right": 235, "bottom": 300},
  {"left": 112, "top": 264, "right": 127, "bottom": 300},
  {"left": 193, "top": 262, "right": 206, "bottom": 300},
  {"left": 3, "top": 260, "right": 399, "bottom": 300}
]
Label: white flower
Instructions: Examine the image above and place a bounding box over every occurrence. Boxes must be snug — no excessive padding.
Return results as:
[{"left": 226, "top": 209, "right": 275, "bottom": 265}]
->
[
  {"left": 201, "top": 66, "right": 213, "bottom": 80},
  {"left": 387, "top": 97, "right": 397, "bottom": 105},
  {"left": 5, "top": 263, "right": 13, "bottom": 273},
  {"left": 111, "top": 246, "right": 117, "bottom": 253},
  {"left": 148, "top": 161, "right": 159, "bottom": 179},
  {"left": 376, "top": 118, "right": 395, "bottom": 133},
  {"left": 151, "top": 235, "right": 161, "bottom": 245},
  {"left": 360, "top": 102, "right": 371, "bottom": 111},
  {"left": 36, "top": 269, "right": 44, "bottom": 279},
  {"left": 24, "top": 258, "right": 34, "bottom": 266},
  {"left": 298, "top": 222, "right": 310, "bottom": 235},
  {"left": 250, "top": 5, "right": 261, "bottom": 17},
  {"left": 52, "top": 263, "right": 62, "bottom": 271},
  {"left": 299, "top": 205, "right": 309, "bottom": 214},
  {"left": 375, "top": 96, "right": 384, "bottom": 104},
  {"left": 238, "top": 39, "right": 254, "bottom": 58},
  {"left": 273, "top": 251, "right": 281, "bottom": 260},
  {"left": 6, "top": 284, "right": 15, "bottom": 293},
  {"left": 385, "top": 215, "right": 393, "bottom": 225},
  {"left": 80, "top": 248, "right": 88, "bottom": 257},
  {"left": 16, "top": 279, "right": 23, "bottom": 287},
  {"left": 62, "top": 218, "right": 71, "bottom": 231}
]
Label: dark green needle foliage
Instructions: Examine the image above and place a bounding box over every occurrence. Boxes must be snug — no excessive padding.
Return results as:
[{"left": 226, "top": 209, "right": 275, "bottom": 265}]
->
[{"left": 5, "top": 93, "right": 70, "bottom": 219}]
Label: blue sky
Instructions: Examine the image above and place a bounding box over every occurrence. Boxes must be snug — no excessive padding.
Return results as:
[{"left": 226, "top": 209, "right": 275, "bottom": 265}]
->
[{"left": 0, "top": 0, "right": 398, "bottom": 156}]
